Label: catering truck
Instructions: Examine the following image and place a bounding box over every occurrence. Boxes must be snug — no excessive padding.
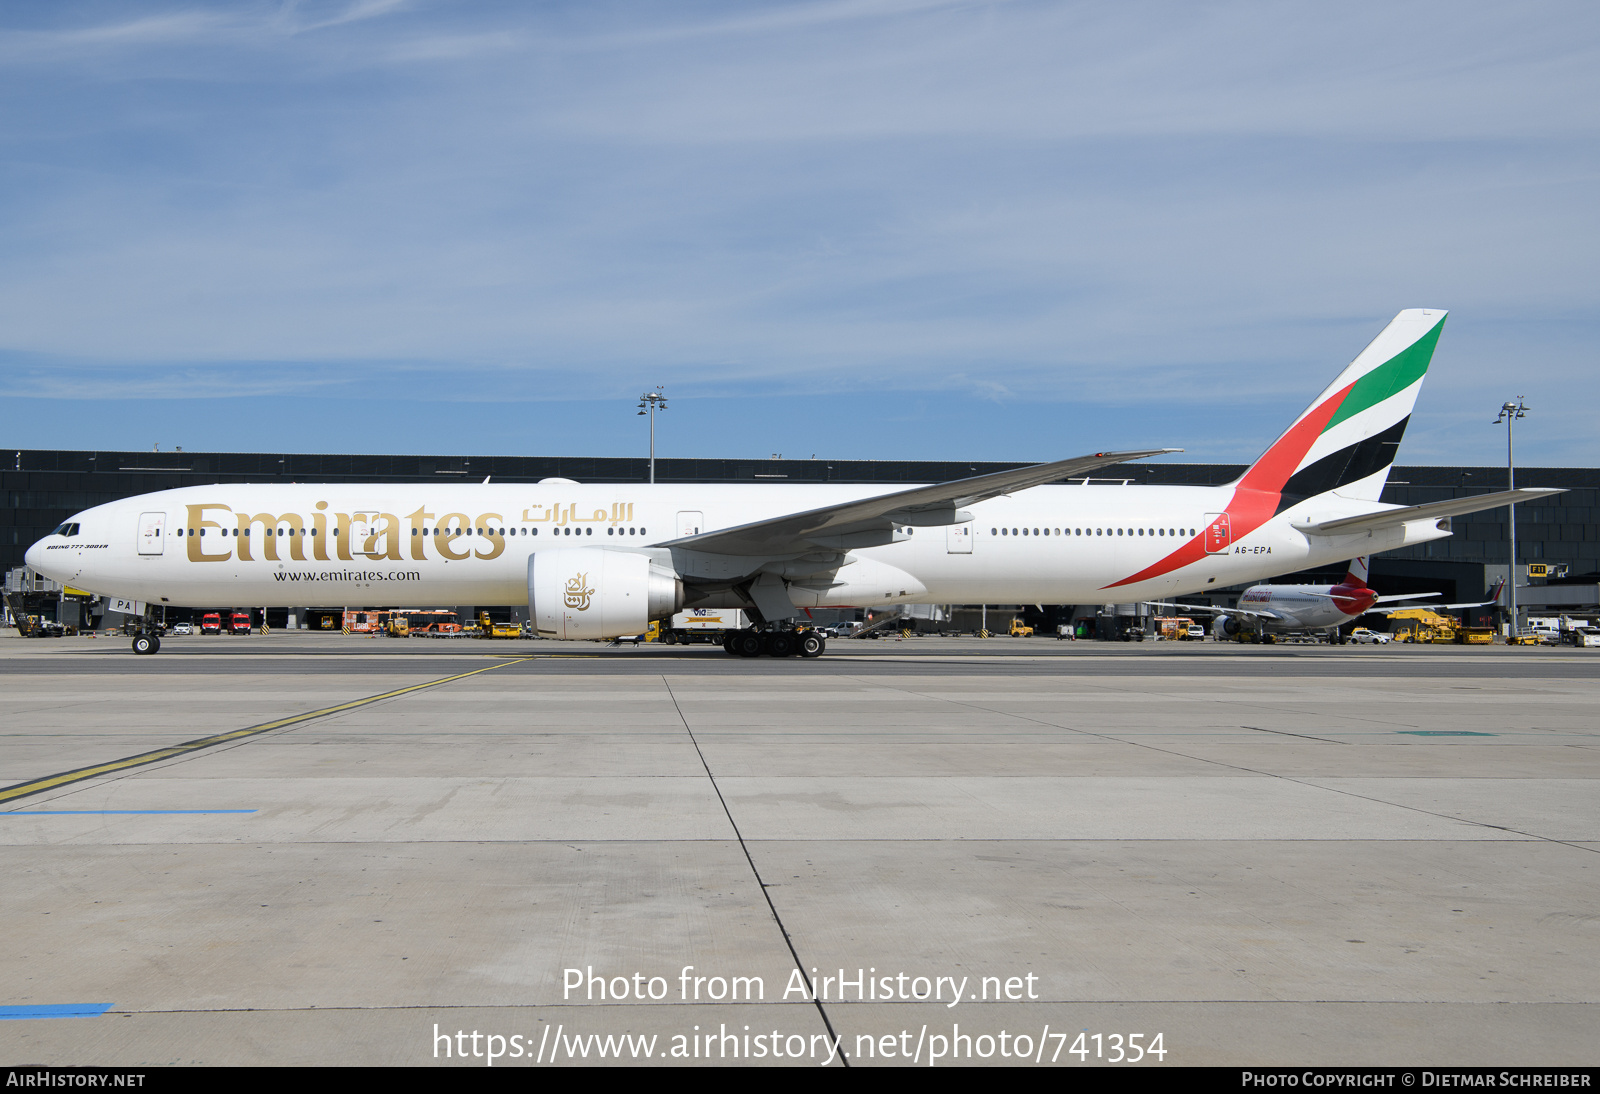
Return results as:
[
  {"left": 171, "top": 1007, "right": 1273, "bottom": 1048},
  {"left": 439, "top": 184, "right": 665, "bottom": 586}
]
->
[{"left": 658, "top": 608, "right": 748, "bottom": 644}]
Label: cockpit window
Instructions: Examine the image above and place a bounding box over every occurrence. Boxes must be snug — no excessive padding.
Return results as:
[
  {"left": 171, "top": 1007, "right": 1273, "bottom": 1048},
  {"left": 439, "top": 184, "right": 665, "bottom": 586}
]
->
[{"left": 52, "top": 522, "right": 80, "bottom": 537}]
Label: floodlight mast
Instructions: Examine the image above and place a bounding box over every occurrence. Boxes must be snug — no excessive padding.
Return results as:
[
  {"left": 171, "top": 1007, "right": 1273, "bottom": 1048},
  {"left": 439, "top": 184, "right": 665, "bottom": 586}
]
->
[
  {"left": 1494, "top": 398, "right": 1528, "bottom": 637},
  {"left": 637, "top": 388, "right": 667, "bottom": 484}
]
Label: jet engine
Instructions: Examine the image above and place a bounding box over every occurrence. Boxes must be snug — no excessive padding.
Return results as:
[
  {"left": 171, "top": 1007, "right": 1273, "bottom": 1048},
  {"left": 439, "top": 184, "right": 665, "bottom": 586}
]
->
[
  {"left": 1215, "top": 616, "right": 1242, "bottom": 638},
  {"left": 528, "top": 548, "right": 683, "bottom": 639}
]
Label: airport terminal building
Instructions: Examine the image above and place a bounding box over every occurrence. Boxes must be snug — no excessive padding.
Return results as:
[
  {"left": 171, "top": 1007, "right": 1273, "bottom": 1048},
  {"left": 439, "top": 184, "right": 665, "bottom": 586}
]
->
[{"left": 5, "top": 448, "right": 1598, "bottom": 633}]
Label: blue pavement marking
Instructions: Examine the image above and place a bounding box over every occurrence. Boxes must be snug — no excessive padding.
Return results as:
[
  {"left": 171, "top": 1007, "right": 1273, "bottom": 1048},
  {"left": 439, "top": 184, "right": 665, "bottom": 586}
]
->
[
  {"left": 1397, "top": 731, "right": 1497, "bottom": 737},
  {"left": 2, "top": 810, "right": 257, "bottom": 815},
  {"left": 0, "top": 1003, "right": 113, "bottom": 1020}
]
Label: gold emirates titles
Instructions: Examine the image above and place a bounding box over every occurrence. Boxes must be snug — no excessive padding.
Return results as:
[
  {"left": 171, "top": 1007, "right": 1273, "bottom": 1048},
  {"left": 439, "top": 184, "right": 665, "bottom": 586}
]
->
[{"left": 177, "top": 500, "right": 637, "bottom": 565}]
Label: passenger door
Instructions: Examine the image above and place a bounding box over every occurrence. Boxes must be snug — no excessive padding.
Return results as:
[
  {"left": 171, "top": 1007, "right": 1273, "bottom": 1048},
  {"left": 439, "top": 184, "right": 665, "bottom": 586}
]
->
[
  {"left": 1203, "top": 512, "right": 1232, "bottom": 554},
  {"left": 137, "top": 512, "right": 166, "bottom": 555}
]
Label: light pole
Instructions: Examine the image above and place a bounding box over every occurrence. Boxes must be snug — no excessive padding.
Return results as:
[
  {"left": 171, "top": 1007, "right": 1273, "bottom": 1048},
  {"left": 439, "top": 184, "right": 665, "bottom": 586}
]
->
[
  {"left": 637, "top": 387, "right": 667, "bottom": 484},
  {"left": 1494, "top": 398, "right": 1528, "bottom": 638}
]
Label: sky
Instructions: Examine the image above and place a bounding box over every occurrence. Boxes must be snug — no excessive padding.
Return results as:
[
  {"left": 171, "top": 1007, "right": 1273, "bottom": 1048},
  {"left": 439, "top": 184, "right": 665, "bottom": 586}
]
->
[{"left": 1, "top": 0, "right": 1596, "bottom": 468}]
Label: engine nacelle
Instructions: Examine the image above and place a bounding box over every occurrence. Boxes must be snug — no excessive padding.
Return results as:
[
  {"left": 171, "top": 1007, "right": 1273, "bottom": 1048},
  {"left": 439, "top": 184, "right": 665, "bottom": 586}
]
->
[
  {"left": 1216, "top": 616, "right": 1242, "bottom": 637},
  {"left": 528, "top": 548, "right": 683, "bottom": 639}
]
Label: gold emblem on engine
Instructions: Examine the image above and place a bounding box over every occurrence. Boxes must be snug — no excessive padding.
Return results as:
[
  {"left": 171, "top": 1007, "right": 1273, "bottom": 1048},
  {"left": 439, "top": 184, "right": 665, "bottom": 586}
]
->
[{"left": 564, "top": 573, "right": 594, "bottom": 611}]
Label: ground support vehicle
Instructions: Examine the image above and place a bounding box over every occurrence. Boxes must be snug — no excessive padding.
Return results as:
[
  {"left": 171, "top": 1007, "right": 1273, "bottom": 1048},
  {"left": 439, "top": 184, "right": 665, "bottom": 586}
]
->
[
  {"left": 1008, "top": 618, "right": 1034, "bottom": 637},
  {"left": 659, "top": 608, "right": 748, "bottom": 644},
  {"left": 229, "top": 612, "right": 253, "bottom": 635},
  {"left": 1153, "top": 616, "right": 1199, "bottom": 640},
  {"left": 1349, "top": 628, "right": 1391, "bottom": 644},
  {"left": 201, "top": 612, "right": 222, "bottom": 634},
  {"left": 12, "top": 613, "right": 66, "bottom": 638},
  {"left": 1389, "top": 609, "right": 1461, "bottom": 644},
  {"left": 477, "top": 612, "right": 523, "bottom": 639}
]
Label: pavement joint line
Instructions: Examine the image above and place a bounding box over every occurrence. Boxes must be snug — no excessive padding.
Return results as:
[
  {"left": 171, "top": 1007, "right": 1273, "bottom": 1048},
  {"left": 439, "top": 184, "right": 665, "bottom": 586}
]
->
[
  {"left": 846, "top": 674, "right": 1600, "bottom": 849},
  {"left": 660, "top": 674, "right": 848, "bottom": 1067},
  {"left": 1240, "top": 724, "right": 1348, "bottom": 744},
  {"left": 0, "top": 657, "right": 532, "bottom": 807}
]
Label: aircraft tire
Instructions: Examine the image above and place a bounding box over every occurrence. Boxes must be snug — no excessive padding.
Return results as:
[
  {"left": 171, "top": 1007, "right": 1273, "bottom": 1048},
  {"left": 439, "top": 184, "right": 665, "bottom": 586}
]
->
[
  {"left": 733, "top": 631, "right": 763, "bottom": 658},
  {"left": 132, "top": 635, "right": 157, "bottom": 655},
  {"left": 799, "top": 632, "right": 825, "bottom": 658},
  {"left": 768, "top": 633, "right": 798, "bottom": 658}
]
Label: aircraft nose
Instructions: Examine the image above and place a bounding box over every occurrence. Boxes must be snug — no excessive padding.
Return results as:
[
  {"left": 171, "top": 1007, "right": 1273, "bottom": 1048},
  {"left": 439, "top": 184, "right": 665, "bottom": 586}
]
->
[{"left": 24, "top": 536, "right": 45, "bottom": 571}]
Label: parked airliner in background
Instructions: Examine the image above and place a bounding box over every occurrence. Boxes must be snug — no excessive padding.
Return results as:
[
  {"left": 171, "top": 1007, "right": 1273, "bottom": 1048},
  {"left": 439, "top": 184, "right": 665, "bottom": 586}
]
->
[
  {"left": 1149, "top": 556, "right": 1507, "bottom": 643},
  {"left": 24, "top": 309, "right": 1561, "bottom": 656}
]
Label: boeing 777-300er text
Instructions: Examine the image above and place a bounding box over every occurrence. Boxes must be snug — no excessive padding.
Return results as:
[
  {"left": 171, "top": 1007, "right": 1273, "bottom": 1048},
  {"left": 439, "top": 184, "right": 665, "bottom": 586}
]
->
[
  {"left": 24, "top": 309, "right": 1562, "bottom": 656},
  {"left": 1147, "top": 556, "right": 1507, "bottom": 643}
]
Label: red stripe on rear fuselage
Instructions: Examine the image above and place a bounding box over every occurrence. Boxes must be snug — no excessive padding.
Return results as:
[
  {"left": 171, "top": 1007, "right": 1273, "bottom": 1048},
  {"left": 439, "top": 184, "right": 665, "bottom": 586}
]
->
[{"left": 1103, "top": 381, "right": 1354, "bottom": 590}]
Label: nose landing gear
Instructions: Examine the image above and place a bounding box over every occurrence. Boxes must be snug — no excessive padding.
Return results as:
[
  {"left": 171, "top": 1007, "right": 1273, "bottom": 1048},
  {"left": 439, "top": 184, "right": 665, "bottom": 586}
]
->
[{"left": 132, "top": 633, "right": 161, "bottom": 655}]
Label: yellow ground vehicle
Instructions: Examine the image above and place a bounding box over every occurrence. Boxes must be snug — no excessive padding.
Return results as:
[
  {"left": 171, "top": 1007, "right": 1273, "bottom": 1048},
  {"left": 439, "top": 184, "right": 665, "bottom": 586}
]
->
[
  {"left": 1008, "top": 618, "right": 1034, "bottom": 637},
  {"left": 1154, "top": 616, "right": 1197, "bottom": 640},
  {"left": 1389, "top": 608, "right": 1460, "bottom": 644},
  {"left": 385, "top": 616, "right": 409, "bottom": 637},
  {"left": 477, "top": 612, "right": 523, "bottom": 639}
]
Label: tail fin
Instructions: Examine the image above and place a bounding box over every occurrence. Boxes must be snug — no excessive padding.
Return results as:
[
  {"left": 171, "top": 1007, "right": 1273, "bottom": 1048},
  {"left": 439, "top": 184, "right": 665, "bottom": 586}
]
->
[
  {"left": 1343, "top": 557, "right": 1370, "bottom": 589},
  {"left": 1234, "top": 309, "right": 1447, "bottom": 511}
]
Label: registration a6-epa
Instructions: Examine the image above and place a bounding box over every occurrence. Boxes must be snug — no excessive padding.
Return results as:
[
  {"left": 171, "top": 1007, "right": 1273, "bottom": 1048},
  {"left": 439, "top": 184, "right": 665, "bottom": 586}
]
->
[{"left": 1071, "top": 1032, "right": 1165, "bottom": 1063}]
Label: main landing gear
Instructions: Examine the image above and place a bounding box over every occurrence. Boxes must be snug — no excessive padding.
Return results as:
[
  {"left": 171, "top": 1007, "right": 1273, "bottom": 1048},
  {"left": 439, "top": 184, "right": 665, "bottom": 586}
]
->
[{"left": 723, "top": 628, "right": 826, "bottom": 659}]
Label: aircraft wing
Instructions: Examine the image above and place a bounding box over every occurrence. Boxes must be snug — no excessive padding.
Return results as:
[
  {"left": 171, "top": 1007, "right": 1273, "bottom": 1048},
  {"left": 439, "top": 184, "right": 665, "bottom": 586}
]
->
[
  {"left": 659, "top": 448, "right": 1180, "bottom": 556},
  {"left": 1365, "top": 579, "right": 1506, "bottom": 616},
  {"left": 1288, "top": 589, "right": 1441, "bottom": 604},
  {"left": 1144, "top": 601, "right": 1286, "bottom": 623},
  {"left": 1292, "top": 488, "right": 1565, "bottom": 537}
]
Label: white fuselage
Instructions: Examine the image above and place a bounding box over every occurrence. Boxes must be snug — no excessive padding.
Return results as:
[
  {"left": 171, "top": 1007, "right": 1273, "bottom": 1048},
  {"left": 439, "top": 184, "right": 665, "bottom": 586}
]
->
[
  {"left": 1231, "top": 584, "right": 1378, "bottom": 631},
  {"left": 26, "top": 481, "right": 1449, "bottom": 611}
]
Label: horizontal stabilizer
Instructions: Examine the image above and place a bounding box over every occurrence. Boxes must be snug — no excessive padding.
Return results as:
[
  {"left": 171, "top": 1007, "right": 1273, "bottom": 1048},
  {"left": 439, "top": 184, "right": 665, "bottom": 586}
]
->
[{"left": 1293, "top": 488, "right": 1565, "bottom": 537}]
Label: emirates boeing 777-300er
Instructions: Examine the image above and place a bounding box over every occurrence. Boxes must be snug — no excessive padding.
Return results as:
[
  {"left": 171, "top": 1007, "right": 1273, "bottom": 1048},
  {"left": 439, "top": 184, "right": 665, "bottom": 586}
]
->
[{"left": 24, "top": 309, "right": 1561, "bottom": 656}]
